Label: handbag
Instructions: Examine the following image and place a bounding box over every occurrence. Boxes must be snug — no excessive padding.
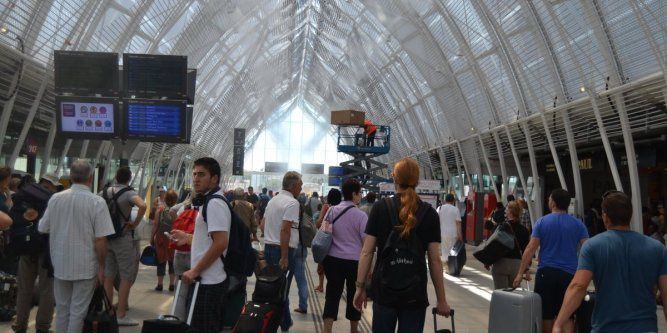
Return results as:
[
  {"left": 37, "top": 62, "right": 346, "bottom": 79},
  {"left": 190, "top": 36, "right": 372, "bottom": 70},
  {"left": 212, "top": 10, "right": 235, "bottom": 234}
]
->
[
  {"left": 83, "top": 286, "right": 118, "bottom": 333},
  {"left": 311, "top": 205, "right": 355, "bottom": 263},
  {"left": 472, "top": 222, "right": 515, "bottom": 266},
  {"left": 140, "top": 245, "right": 158, "bottom": 266}
]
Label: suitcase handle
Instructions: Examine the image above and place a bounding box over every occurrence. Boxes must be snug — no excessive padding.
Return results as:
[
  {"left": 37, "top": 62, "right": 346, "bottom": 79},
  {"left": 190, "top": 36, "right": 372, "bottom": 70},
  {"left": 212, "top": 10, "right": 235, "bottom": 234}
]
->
[{"left": 432, "top": 308, "right": 455, "bottom": 333}]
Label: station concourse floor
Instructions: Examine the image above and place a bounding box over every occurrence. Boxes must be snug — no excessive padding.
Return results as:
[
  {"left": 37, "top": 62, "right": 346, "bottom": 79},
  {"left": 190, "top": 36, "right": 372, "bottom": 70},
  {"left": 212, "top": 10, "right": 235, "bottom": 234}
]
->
[{"left": 2, "top": 242, "right": 666, "bottom": 333}]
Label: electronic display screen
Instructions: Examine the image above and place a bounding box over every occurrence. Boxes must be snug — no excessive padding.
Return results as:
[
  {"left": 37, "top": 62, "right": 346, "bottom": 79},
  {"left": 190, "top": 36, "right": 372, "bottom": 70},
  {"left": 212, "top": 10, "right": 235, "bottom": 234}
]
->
[
  {"left": 124, "top": 99, "right": 189, "bottom": 143},
  {"left": 56, "top": 96, "right": 119, "bottom": 139},
  {"left": 54, "top": 51, "right": 119, "bottom": 96},
  {"left": 124, "top": 54, "right": 187, "bottom": 99}
]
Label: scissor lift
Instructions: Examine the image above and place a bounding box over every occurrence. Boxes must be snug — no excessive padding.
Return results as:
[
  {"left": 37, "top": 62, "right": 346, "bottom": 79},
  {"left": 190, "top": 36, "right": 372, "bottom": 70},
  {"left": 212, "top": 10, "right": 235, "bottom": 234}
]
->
[{"left": 336, "top": 125, "right": 392, "bottom": 191}]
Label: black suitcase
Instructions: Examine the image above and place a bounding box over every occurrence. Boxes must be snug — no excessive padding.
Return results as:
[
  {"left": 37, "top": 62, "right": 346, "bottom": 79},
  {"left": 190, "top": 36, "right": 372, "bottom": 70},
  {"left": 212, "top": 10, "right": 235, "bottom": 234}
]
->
[
  {"left": 447, "top": 241, "right": 466, "bottom": 276},
  {"left": 575, "top": 292, "right": 595, "bottom": 333},
  {"left": 433, "top": 308, "right": 455, "bottom": 333},
  {"left": 252, "top": 265, "right": 287, "bottom": 304},
  {"left": 232, "top": 301, "right": 283, "bottom": 333},
  {"left": 141, "top": 280, "right": 200, "bottom": 333}
]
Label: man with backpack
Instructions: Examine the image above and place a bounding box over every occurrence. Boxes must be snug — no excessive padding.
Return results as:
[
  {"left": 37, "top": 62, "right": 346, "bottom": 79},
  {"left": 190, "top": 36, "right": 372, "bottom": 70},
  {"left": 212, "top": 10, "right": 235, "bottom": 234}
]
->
[
  {"left": 257, "top": 187, "right": 271, "bottom": 220},
  {"left": 263, "top": 171, "right": 303, "bottom": 332},
  {"left": 11, "top": 173, "right": 60, "bottom": 333},
  {"left": 101, "top": 167, "right": 147, "bottom": 326},
  {"left": 180, "top": 157, "right": 232, "bottom": 333}
]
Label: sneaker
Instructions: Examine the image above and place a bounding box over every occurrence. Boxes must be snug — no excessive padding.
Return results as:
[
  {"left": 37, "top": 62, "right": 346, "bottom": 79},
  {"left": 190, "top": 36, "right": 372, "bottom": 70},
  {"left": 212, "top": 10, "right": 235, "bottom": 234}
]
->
[
  {"left": 293, "top": 308, "right": 307, "bottom": 314},
  {"left": 116, "top": 316, "right": 139, "bottom": 326},
  {"left": 168, "top": 284, "right": 175, "bottom": 292},
  {"left": 155, "top": 284, "right": 163, "bottom": 291}
]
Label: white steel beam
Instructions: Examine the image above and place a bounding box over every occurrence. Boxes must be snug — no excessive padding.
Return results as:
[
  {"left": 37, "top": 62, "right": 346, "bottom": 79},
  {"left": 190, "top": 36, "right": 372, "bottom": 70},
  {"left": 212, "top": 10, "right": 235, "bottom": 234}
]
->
[
  {"left": 492, "top": 131, "right": 509, "bottom": 203},
  {"left": 540, "top": 114, "right": 567, "bottom": 190},
  {"left": 504, "top": 126, "right": 535, "bottom": 224},
  {"left": 587, "top": 88, "right": 623, "bottom": 191},
  {"left": 562, "top": 112, "right": 584, "bottom": 218},
  {"left": 8, "top": 76, "right": 48, "bottom": 167},
  {"left": 477, "top": 134, "right": 501, "bottom": 203}
]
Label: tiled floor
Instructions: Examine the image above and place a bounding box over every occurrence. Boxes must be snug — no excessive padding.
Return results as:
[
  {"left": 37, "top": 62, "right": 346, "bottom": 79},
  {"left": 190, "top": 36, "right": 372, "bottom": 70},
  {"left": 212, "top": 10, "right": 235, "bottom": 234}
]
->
[{"left": 1, "top": 242, "right": 665, "bottom": 332}]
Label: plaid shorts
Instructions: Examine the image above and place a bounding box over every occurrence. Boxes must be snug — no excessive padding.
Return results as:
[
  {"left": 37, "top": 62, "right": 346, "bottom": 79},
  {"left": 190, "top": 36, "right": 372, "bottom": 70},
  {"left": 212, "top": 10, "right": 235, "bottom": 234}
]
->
[{"left": 190, "top": 280, "right": 228, "bottom": 333}]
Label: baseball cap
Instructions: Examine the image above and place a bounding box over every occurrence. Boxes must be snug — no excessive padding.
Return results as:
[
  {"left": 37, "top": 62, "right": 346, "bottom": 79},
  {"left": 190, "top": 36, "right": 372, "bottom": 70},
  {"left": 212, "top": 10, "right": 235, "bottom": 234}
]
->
[{"left": 40, "top": 173, "right": 62, "bottom": 186}]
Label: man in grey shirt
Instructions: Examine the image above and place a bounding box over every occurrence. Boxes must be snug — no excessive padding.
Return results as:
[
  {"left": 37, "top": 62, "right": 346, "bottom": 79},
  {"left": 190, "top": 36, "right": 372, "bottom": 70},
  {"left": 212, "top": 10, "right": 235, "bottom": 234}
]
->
[
  {"left": 101, "top": 167, "right": 147, "bottom": 326},
  {"left": 39, "top": 159, "right": 115, "bottom": 333}
]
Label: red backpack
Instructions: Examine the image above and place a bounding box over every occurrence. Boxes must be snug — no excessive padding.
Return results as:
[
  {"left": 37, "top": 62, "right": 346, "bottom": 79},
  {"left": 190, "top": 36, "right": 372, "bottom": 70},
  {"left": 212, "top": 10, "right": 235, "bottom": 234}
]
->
[{"left": 169, "top": 207, "right": 197, "bottom": 252}]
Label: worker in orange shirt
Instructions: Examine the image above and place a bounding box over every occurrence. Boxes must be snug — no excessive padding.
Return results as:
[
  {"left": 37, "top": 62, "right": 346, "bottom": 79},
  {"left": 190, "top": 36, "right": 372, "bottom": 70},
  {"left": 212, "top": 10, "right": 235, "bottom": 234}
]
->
[{"left": 363, "top": 120, "right": 377, "bottom": 147}]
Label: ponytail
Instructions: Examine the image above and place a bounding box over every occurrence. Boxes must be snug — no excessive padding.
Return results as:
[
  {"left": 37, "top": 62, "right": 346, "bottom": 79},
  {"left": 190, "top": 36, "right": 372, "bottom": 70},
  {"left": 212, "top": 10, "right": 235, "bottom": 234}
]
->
[{"left": 398, "top": 186, "right": 419, "bottom": 238}]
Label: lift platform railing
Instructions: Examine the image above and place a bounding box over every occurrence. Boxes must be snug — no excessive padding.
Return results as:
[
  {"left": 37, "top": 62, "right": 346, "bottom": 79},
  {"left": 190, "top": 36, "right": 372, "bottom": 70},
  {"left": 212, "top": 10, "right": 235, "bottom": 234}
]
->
[{"left": 336, "top": 125, "right": 391, "bottom": 155}]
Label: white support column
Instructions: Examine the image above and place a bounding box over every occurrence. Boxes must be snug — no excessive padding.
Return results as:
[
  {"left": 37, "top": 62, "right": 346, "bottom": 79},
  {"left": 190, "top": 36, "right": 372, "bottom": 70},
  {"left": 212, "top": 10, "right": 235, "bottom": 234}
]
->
[
  {"left": 562, "top": 112, "right": 584, "bottom": 218},
  {"left": 438, "top": 147, "right": 451, "bottom": 191},
  {"left": 614, "top": 93, "right": 643, "bottom": 232},
  {"left": 504, "top": 126, "right": 535, "bottom": 224},
  {"left": 54, "top": 139, "right": 73, "bottom": 177},
  {"left": 0, "top": 70, "right": 22, "bottom": 152},
  {"left": 522, "top": 123, "right": 543, "bottom": 218},
  {"left": 492, "top": 131, "right": 509, "bottom": 204},
  {"left": 80, "top": 140, "right": 89, "bottom": 159},
  {"left": 8, "top": 76, "right": 48, "bottom": 167},
  {"left": 587, "top": 89, "right": 623, "bottom": 191},
  {"left": 477, "top": 134, "right": 501, "bottom": 202},
  {"left": 455, "top": 142, "right": 474, "bottom": 192},
  {"left": 94, "top": 141, "right": 109, "bottom": 167},
  {"left": 452, "top": 146, "right": 465, "bottom": 200},
  {"left": 103, "top": 143, "right": 115, "bottom": 185},
  {"left": 540, "top": 114, "right": 567, "bottom": 190},
  {"left": 40, "top": 121, "right": 58, "bottom": 176}
]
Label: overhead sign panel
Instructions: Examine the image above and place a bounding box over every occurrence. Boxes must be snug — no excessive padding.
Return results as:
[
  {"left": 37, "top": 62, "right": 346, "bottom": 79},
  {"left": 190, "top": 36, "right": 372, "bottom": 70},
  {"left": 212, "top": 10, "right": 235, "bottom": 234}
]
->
[{"left": 233, "top": 128, "right": 245, "bottom": 176}]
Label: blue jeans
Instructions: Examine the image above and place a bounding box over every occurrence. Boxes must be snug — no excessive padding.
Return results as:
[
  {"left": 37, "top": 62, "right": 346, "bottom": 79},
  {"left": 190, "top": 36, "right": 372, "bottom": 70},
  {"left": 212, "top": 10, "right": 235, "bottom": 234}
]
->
[
  {"left": 288, "top": 244, "right": 308, "bottom": 311},
  {"left": 372, "top": 302, "right": 426, "bottom": 333},
  {"left": 263, "top": 244, "right": 296, "bottom": 331}
]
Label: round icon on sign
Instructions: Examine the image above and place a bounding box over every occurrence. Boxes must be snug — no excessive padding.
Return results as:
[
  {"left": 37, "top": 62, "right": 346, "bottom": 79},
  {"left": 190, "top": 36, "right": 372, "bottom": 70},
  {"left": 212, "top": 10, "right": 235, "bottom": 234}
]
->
[
  {"left": 85, "top": 120, "right": 93, "bottom": 127},
  {"left": 99, "top": 107, "right": 107, "bottom": 114},
  {"left": 77, "top": 119, "right": 84, "bottom": 126},
  {"left": 90, "top": 106, "right": 97, "bottom": 114},
  {"left": 104, "top": 120, "right": 112, "bottom": 127},
  {"left": 95, "top": 120, "right": 102, "bottom": 127},
  {"left": 80, "top": 106, "right": 88, "bottom": 114}
]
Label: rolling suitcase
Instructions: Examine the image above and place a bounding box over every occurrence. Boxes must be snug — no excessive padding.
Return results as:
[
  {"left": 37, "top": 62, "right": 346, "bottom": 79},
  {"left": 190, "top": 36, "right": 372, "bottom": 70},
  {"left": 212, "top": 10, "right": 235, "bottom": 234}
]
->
[
  {"left": 222, "top": 276, "right": 247, "bottom": 329},
  {"left": 233, "top": 265, "right": 289, "bottom": 333},
  {"left": 575, "top": 292, "right": 595, "bottom": 333},
  {"left": 447, "top": 240, "right": 466, "bottom": 276},
  {"left": 433, "top": 308, "right": 455, "bottom": 333},
  {"left": 141, "top": 280, "right": 200, "bottom": 333},
  {"left": 488, "top": 283, "right": 541, "bottom": 333}
]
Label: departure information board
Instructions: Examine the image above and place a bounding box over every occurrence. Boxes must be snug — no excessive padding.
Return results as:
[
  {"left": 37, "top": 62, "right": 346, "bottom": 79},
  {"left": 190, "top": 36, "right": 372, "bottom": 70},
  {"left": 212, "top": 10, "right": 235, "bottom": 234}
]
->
[
  {"left": 54, "top": 51, "right": 119, "bottom": 96},
  {"left": 56, "top": 96, "right": 119, "bottom": 139},
  {"left": 124, "top": 99, "right": 188, "bottom": 143},
  {"left": 124, "top": 54, "right": 187, "bottom": 99}
]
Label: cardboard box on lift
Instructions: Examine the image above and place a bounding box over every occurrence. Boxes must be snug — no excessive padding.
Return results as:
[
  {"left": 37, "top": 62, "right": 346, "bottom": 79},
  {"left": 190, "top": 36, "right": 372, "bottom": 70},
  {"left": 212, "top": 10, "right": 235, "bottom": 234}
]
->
[{"left": 330, "top": 110, "right": 365, "bottom": 126}]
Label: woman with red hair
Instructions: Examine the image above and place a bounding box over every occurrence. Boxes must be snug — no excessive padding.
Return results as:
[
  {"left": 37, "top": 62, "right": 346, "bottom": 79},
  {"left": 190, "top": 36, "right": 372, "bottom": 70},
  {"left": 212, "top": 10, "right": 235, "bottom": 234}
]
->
[{"left": 353, "top": 158, "right": 451, "bottom": 332}]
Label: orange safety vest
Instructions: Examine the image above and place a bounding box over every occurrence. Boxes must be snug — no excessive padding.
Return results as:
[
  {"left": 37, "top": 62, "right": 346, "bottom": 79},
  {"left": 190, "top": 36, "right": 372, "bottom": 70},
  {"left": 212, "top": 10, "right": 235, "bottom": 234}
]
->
[{"left": 364, "top": 120, "right": 377, "bottom": 135}]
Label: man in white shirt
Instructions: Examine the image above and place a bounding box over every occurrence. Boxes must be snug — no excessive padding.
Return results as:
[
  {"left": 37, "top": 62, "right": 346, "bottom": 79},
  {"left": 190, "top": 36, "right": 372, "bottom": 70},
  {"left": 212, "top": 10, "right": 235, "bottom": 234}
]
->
[
  {"left": 263, "top": 171, "right": 302, "bottom": 332},
  {"left": 38, "top": 159, "right": 115, "bottom": 333},
  {"left": 438, "top": 193, "right": 462, "bottom": 261},
  {"left": 181, "top": 157, "right": 230, "bottom": 333}
]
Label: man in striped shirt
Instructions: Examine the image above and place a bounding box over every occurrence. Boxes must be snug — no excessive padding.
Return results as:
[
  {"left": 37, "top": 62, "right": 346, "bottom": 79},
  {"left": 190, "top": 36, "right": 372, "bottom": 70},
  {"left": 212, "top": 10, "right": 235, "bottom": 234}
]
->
[{"left": 39, "top": 160, "right": 115, "bottom": 333}]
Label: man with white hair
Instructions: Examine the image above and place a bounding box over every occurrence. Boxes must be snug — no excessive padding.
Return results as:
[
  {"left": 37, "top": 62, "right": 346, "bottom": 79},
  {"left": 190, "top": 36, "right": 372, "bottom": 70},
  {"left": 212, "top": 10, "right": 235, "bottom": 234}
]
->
[
  {"left": 263, "top": 171, "right": 303, "bottom": 332},
  {"left": 38, "top": 159, "right": 115, "bottom": 333}
]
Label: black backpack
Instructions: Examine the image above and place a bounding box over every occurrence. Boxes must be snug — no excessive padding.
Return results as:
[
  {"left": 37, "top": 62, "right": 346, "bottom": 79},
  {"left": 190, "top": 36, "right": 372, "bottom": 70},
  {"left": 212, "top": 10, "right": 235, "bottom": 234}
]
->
[
  {"left": 375, "top": 198, "right": 429, "bottom": 308},
  {"left": 101, "top": 185, "right": 133, "bottom": 240},
  {"left": 9, "top": 182, "right": 52, "bottom": 256},
  {"left": 202, "top": 191, "right": 257, "bottom": 278}
]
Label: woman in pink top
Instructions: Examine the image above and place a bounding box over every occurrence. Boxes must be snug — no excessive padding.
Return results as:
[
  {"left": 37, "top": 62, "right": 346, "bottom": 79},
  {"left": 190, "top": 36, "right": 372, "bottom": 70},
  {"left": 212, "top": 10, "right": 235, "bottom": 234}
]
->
[{"left": 322, "top": 179, "right": 367, "bottom": 333}]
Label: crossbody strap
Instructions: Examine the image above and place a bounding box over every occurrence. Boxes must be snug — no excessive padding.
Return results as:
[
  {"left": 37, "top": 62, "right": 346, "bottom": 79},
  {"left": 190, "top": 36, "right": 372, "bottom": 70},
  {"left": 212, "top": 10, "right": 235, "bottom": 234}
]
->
[{"left": 329, "top": 205, "right": 355, "bottom": 225}]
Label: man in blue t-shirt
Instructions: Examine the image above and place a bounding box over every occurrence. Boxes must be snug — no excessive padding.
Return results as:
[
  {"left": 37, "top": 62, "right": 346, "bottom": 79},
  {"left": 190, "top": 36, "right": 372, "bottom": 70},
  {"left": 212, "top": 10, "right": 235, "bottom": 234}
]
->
[
  {"left": 553, "top": 191, "right": 667, "bottom": 333},
  {"left": 513, "top": 189, "right": 589, "bottom": 333}
]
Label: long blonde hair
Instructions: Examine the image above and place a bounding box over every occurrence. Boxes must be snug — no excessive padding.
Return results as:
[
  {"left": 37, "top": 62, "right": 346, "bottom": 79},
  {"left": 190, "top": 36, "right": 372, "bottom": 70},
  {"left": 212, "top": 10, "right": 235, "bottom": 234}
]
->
[{"left": 393, "top": 158, "right": 420, "bottom": 238}]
